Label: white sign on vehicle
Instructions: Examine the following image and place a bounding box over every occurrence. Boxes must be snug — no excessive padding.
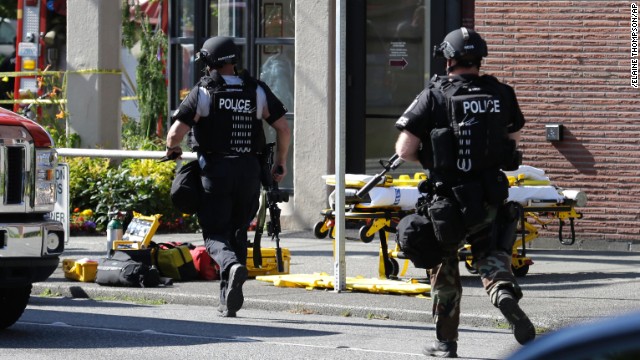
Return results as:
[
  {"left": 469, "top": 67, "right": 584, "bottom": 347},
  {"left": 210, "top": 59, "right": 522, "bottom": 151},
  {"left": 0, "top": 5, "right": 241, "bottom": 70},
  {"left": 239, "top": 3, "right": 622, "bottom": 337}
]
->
[
  {"left": 17, "top": 42, "right": 38, "bottom": 57},
  {"left": 48, "top": 163, "right": 70, "bottom": 244}
]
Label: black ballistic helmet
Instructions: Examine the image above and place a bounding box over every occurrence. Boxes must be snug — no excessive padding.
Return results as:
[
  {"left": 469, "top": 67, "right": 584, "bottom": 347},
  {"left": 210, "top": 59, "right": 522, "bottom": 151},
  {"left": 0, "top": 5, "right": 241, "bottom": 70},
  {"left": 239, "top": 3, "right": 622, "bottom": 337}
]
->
[
  {"left": 197, "top": 36, "right": 238, "bottom": 68},
  {"left": 433, "top": 27, "right": 488, "bottom": 67}
]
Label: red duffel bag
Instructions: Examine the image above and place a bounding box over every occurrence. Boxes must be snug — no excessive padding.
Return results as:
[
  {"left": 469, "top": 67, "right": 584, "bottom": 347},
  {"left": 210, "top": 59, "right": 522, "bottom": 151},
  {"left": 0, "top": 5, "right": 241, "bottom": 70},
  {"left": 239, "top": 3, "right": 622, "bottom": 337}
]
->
[{"left": 190, "top": 246, "right": 219, "bottom": 280}]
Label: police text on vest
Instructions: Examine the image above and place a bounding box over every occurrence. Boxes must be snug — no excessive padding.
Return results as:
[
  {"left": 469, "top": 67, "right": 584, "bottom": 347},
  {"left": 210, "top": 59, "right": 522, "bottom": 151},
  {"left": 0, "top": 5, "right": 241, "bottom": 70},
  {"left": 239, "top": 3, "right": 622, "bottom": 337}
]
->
[{"left": 462, "top": 99, "right": 501, "bottom": 114}]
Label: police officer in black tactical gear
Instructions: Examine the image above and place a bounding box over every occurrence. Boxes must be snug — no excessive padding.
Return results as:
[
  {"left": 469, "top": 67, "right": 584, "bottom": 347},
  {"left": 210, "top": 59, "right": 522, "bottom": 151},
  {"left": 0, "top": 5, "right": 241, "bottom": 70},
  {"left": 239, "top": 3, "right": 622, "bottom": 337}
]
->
[
  {"left": 165, "top": 36, "right": 290, "bottom": 318},
  {"left": 394, "top": 28, "right": 534, "bottom": 357}
]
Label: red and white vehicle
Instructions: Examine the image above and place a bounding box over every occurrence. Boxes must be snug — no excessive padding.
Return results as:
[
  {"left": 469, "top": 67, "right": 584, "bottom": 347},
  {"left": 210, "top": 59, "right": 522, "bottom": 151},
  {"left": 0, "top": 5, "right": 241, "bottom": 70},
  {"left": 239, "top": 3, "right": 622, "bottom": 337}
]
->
[{"left": 0, "top": 107, "right": 63, "bottom": 330}]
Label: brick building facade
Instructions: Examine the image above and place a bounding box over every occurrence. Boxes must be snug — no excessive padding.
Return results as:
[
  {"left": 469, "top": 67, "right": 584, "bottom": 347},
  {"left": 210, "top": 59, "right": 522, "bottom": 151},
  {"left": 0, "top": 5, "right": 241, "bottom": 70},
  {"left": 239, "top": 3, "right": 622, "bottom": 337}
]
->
[{"left": 475, "top": 1, "right": 639, "bottom": 243}]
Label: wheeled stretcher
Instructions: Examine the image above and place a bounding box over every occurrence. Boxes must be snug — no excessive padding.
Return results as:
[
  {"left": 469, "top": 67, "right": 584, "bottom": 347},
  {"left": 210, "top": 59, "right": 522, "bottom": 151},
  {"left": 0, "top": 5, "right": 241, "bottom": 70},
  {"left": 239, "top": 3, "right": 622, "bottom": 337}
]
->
[
  {"left": 464, "top": 166, "right": 586, "bottom": 277},
  {"left": 315, "top": 164, "right": 587, "bottom": 278}
]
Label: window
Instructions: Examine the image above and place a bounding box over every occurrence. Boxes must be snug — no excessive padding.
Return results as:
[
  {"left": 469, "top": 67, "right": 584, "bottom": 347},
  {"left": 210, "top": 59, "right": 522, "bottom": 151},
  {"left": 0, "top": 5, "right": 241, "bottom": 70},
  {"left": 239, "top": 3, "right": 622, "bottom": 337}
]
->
[{"left": 169, "top": 0, "right": 295, "bottom": 189}]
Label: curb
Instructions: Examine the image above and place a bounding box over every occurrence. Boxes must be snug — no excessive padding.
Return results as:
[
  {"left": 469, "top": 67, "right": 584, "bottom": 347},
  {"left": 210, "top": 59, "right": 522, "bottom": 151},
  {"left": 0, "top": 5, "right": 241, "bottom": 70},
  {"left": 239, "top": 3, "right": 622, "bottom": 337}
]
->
[{"left": 30, "top": 281, "right": 519, "bottom": 331}]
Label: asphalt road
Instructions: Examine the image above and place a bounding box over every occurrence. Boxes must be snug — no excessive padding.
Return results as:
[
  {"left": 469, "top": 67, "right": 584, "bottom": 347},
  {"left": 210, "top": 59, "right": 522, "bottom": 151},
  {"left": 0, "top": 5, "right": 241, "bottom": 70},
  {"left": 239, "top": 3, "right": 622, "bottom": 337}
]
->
[
  {"left": 6, "top": 296, "right": 520, "bottom": 360},
  {"left": 24, "top": 230, "right": 640, "bottom": 358}
]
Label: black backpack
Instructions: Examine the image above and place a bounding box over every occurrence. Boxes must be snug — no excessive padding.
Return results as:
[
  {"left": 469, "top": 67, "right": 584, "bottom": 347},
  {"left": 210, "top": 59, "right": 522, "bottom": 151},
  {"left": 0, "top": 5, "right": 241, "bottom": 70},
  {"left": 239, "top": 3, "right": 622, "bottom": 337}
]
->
[
  {"left": 96, "top": 250, "right": 162, "bottom": 288},
  {"left": 170, "top": 160, "right": 202, "bottom": 215}
]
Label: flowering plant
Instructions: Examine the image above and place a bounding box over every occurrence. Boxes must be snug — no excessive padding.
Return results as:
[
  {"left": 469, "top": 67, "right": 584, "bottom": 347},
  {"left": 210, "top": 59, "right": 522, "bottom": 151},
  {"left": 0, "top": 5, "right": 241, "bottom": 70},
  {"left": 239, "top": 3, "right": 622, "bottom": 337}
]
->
[
  {"left": 70, "top": 208, "right": 98, "bottom": 235},
  {"left": 157, "top": 213, "right": 200, "bottom": 233}
]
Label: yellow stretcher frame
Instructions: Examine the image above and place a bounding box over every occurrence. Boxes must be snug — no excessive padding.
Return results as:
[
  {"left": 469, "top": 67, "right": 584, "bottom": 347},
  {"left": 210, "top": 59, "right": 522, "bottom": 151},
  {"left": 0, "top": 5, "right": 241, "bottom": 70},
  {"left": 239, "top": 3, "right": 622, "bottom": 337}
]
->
[
  {"left": 315, "top": 201, "right": 584, "bottom": 279},
  {"left": 315, "top": 207, "right": 418, "bottom": 280},
  {"left": 506, "top": 202, "right": 583, "bottom": 277}
]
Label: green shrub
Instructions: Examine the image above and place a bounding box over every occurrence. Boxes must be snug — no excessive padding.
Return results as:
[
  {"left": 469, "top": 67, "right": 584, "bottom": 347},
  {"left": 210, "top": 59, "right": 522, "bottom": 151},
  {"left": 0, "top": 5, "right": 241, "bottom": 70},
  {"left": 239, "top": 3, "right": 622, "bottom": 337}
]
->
[{"left": 64, "top": 156, "right": 199, "bottom": 234}]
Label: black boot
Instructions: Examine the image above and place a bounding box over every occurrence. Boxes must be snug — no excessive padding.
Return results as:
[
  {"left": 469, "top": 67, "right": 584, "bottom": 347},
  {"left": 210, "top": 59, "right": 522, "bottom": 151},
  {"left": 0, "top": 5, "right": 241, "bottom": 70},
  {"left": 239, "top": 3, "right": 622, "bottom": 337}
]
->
[
  {"left": 422, "top": 340, "right": 457, "bottom": 358},
  {"left": 497, "top": 289, "right": 536, "bottom": 344},
  {"left": 217, "top": 304, "right": 236, "bottom": 318},
  {"left": 225, "top": 263, "right": 248, "bottom": 314}
]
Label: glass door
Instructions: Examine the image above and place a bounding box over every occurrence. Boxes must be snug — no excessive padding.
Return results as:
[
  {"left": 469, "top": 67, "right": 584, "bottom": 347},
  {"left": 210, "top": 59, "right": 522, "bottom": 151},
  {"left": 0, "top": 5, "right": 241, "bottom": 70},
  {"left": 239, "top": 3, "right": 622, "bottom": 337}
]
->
[
  {"left": 256, "top": 1, "right": 295, "bottom": 190},
  {"left": 365, "top": 1, "right": 428, "bottom": 175}
]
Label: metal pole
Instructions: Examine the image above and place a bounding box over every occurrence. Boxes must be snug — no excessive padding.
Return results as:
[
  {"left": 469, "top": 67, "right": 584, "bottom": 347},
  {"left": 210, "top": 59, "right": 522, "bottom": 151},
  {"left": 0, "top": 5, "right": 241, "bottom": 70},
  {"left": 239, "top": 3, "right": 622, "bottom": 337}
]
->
[
  {"left": 334, "top": 0, "right": 347, "bottom": 292},
  {"left": 56, "top": 148, "right": 196, "bottom": 160}
]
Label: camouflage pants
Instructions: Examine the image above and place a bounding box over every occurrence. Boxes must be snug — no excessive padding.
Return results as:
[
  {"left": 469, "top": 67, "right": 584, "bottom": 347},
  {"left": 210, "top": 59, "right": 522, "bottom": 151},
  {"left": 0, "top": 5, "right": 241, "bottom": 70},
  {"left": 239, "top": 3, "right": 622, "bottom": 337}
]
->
[{"left": 429, "top": 207, "right": 522, "bottom": 342}]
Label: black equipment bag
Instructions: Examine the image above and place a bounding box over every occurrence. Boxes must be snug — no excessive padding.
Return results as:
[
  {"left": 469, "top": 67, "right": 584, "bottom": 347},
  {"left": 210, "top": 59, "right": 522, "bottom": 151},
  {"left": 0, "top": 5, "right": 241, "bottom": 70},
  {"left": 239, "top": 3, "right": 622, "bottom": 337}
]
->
[
  {"left": 396, "top": 214, "right": 443, "bottom": 269},
  {"left": 96, "top": 250, "right": 161, "bottom": 288},
  {"left": 427, "top": 196, "right": 467, "bottom": 251},
  {"left": 170, "top": 160, "right": 202, "bottom": 214}
]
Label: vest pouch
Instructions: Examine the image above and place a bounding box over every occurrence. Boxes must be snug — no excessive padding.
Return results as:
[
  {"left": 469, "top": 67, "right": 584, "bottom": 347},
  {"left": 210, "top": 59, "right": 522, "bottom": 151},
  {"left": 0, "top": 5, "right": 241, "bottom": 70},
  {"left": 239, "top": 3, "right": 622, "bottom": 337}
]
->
[
  {"left": 501, "top": 139, "right": 522, "bottom": 171},
  {"left": 482, "top": 170, "right": 509, "bottom": 205},
  {"left": 427, "top": 196, "right": 466, "bottom": 252},
  {"left": 452, "top": 182, "right": 487, "bottom": 228},
  {"left": 430, "top": 127, "right": 457, "bottom": 170}
]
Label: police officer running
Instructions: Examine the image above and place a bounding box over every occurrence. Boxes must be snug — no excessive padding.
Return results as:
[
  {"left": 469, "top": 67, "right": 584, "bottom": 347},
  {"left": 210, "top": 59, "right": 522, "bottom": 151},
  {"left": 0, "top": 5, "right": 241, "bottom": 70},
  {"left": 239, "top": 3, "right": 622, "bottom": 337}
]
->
[
  {"left": 165, "top": 36, "right": 290, "bottom": 318},
  {"left": 394, "top": 28, "right": 535, "bottom": 357}
]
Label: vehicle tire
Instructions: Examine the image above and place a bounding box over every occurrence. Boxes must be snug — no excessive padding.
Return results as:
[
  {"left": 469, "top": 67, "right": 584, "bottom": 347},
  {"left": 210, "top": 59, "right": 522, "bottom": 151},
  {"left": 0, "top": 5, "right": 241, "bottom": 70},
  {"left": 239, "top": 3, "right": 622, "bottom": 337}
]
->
[
  {"left": 313, "top": 221, "right": 329, "bottom": 239},
  {"left": 359, "top": 225, "right": 375, "bottom": 243},
  {"left": 512, "top": 264, "right": 530, "bottom": 278},
  {"left": 0, "top": 285, "right": 32, "bottom": 330}
]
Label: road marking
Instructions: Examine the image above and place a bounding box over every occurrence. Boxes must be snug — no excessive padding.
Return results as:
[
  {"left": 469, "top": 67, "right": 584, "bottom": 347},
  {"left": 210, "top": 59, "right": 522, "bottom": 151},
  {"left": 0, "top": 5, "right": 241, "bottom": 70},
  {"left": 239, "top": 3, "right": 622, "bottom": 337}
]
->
[{"left": 20, "top": 321, "right": 423, "bottom": 357}]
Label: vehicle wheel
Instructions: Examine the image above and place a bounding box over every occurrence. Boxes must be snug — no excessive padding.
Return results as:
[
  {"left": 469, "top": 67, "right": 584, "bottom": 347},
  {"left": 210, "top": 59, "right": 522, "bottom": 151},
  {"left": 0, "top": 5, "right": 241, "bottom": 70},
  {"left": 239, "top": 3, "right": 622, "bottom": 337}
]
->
[
  {"left": 0, "top": 285, "right": 32, "bottom": 330},
  {"left": 464, "top": 261, "right": 479, "bottom": 275},
  {"left": 384, "top": 258, "right": 399, "bottom": 277},
  {"left": 313, "top": 221, "right": 329, "bottom": 239},
  {"left": 359, "top": 225, "right": 375, "bottom": 243},
  {"left": 512, "top": 264, "right": 530, "bottom": 278}
]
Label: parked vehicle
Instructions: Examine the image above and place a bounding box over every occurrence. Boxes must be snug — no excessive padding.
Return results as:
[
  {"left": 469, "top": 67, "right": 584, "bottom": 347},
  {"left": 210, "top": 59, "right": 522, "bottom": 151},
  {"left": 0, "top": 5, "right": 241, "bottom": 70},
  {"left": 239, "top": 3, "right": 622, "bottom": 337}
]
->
[
  {"left": 0, "top": 107, "right": 64, "bottom": 330},
  {"left": 506, "top": 311, "right": 640, "bottom": 360}
]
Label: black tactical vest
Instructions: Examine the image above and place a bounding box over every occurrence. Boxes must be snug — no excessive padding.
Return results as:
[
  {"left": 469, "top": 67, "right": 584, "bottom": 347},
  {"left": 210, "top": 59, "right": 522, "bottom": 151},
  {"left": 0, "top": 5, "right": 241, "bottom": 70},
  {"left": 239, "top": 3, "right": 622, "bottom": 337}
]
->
[
  {"left": 426, "top": 75, "right": 510, "bottom": 173},
  {"left": 190, "top": 72, "right": 264, "bottom": 154}
]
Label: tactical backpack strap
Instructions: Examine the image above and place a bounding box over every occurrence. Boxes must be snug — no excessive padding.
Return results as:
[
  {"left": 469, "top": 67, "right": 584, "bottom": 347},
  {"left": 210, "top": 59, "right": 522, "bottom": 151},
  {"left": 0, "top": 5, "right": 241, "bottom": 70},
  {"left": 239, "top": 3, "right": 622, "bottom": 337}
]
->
[
  {"left": 238, "top": 70, "right": 258, "bottom": 92},
  {"left": 430, "top": 76, "right": 464, "bottom": 129}
]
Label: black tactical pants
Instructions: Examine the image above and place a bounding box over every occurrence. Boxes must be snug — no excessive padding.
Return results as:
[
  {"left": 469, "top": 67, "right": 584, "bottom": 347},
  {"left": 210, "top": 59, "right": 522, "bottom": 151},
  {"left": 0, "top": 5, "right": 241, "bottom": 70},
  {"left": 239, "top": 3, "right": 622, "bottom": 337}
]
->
[{"left": 197, "top": 154, "right": 261, "bottom": 305}]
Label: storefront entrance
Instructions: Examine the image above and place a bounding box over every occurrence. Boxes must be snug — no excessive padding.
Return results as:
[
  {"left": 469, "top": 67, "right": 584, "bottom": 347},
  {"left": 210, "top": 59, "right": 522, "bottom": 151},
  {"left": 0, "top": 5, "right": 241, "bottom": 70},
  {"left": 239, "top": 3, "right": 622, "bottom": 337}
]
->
[{"left": 347, "top": 0, "right": 470, "bottom": 175}]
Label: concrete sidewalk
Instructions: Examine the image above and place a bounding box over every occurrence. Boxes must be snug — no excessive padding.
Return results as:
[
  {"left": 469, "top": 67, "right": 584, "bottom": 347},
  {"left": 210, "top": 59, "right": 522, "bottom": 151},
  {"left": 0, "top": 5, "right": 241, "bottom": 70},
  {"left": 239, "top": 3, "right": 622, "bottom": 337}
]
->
[{"left": 34, "top": 230, "right": 640, "bottom": 332}]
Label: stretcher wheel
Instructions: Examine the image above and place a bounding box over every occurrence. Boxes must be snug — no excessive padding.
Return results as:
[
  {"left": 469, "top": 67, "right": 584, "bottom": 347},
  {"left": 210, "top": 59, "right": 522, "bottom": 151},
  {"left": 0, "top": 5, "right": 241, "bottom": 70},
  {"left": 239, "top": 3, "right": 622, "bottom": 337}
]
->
[
  {"left": 385, "top": 258, "right": 399, "bottom": 277},
  {"left": 314, "top": 221, "right": 329, "bottom": 239},
  {"left": 464, "top": 260, "right": 478, "bottom": 275},
  {"left": 359, "top": 225, "right": 375, "bottom": 243},
  {"left": 512, "top": 264, "right": 529, "bottom": 278}
]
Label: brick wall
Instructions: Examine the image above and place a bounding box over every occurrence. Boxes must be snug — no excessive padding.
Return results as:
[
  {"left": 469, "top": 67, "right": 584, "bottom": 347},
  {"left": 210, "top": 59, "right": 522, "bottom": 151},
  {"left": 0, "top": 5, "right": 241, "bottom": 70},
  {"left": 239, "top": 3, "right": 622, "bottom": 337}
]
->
[{"left": 475, "top": 1, "right": 640, "bottom": 242}]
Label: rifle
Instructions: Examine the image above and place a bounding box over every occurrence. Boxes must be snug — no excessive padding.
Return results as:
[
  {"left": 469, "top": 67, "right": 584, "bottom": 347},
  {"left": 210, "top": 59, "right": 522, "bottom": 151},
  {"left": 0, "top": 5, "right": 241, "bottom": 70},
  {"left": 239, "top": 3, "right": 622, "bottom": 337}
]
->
[
  {"left": 355, "top": 154, "right": 404, "bottom": 198},
  {"left": 253, "top": 142, "right": 289, "bottom": 272}
]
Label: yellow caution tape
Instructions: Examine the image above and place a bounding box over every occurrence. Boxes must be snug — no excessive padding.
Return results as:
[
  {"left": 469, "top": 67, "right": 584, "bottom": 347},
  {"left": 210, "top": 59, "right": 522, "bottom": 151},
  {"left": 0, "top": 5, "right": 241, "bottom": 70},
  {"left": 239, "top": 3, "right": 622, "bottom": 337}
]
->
[
  {"left": 0, "top": 69, "right": 135, "bottom": 105},
  {"left": 0, "top": 69, "right": 138, "bottom": 104},
  {"left": 0, "top": 69, "right": 122, "bottom": 77},
  {"left": 0, "top": 96, "right": 137, "bottom": 105}
]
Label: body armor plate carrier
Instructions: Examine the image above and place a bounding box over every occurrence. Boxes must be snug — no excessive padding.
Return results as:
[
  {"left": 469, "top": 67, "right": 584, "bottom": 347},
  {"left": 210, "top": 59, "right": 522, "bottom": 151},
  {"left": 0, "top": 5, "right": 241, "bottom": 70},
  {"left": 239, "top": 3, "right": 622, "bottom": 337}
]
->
[
  {"left": 428, "top": 75, "right": 514, "bottom": 173},
  {"left": 191, "top": 73, "right": 263, "bottom": 155}
]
